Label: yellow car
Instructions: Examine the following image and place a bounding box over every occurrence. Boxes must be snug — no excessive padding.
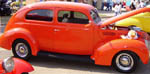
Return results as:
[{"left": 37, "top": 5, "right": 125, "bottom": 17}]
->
[{"left": 115, "top": 7, "right": 150, "bottom": 33}]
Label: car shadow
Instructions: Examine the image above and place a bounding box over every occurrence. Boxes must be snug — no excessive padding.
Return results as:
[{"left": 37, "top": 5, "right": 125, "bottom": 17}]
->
[{"left": 29, "top": 56, "right": 150, "bottom": 74}]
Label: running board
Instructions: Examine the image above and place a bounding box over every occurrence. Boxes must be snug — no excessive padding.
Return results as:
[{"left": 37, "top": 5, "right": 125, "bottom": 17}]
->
[{"left": 37, "top": 51, "right": 94, "bottom": 63}]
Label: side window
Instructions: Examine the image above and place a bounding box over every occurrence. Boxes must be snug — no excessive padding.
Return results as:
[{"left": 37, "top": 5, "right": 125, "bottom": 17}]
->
[
  {"left": 26, "top": 9, "right": 53, "bottom": 21},
  {"left": 74, "top": 12, "right": 88, "bottom": 19},
  {"left": 58, "top": 11, "right": 70, "bottom": 22},
  {"left": 58, "top": 10, "right": 89, "bottom": 24}
]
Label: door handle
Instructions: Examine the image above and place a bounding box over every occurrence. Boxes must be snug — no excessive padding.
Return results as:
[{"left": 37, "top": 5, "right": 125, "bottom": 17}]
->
[{"left": 54, "top": 29, "right": 60, "bottom": 32}]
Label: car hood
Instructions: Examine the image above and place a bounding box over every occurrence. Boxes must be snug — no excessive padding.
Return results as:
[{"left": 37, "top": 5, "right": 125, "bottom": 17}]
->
[{"left": 100, "top": 7, "right": 150, "bottom": 27}]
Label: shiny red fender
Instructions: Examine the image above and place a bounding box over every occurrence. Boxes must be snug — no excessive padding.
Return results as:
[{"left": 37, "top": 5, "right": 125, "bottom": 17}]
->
[
  {"left": 93, "top": 39, "right": 149, "bottom": 66},
  {"left": 0, "top": 58, "right": 34, "bottom": 74},
  {"left": 0, "top": 28, "right": 39, "bottom": 56},
  {"left": 12, "top": 58, "right": 34, "bottom": 74}
]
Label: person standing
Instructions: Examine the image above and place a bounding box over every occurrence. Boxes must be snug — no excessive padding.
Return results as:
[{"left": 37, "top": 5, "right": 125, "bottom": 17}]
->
[
  {"left": 101, "top": 0, "right": 105, "bottom": 10},
  {"left": 19, "top": 0, "right": 23, "bottom": 8},
  {"left": 119, "top": 2, "right": 122, "bottom": 14},
  {"left": 130, "top": 0, "right": 136, "bottom": 10},
  {"left": 81, "top": 0, "right": 88, "bottom": 4},
  {"left": 75, "top": 0, "right": 78, "bottom": 2},
  {"left": 109, "top": 0, "right": 113, "bottom": 11},
  {"left": 106, "top": 0, "right": 111, "bottom": 11},
  {"left": 93, "top": 0, "right": 97, "bottom": 7},
  {"left": 140, "top": 1, "right": 145, "bottom": 8},
  {"left": 114, "top": 3, "right": 120, "bottom": 16},
  {"left": 136, "top": 1, "right": 141, "bottom": 9}
]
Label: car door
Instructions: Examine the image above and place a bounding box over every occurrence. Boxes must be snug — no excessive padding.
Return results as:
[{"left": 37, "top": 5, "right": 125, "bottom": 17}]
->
[
  {"left": 25, "top": 9, "right": 54, "bottom": 51},
  {"left": 53, "top": 9, "right": 94, "bottom": 55}
]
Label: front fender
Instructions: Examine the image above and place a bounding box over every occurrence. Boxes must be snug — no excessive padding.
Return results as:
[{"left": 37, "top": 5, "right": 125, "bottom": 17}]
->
[
  {"left": 12, "top": 58, "right": 34, "bottom": 74},
  {"left": 93, "top": 39, "right": 149, "bottom": 66},
  {"left": 0, "top": 28, "right": 39, "bottom": 56}
]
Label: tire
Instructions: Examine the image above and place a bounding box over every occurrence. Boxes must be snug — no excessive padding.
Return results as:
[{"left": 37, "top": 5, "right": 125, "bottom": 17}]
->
[
  {"left": 12, "top": 39, "right": 32, "bottom": 60},
  {"left": 112, "top": 51, "right": 138, "bottom": 73},
  {"left": 22, "top": 72, "right": 29, "bottom": 74}
]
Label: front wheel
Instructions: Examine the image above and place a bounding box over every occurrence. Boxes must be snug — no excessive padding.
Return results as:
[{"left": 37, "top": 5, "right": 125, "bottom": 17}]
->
[
  {"left": 112, "top": 51, "right": 138, "bottom": 73},
  {"left": 12, "top": 39, "right": 32, "bottom": 60}
]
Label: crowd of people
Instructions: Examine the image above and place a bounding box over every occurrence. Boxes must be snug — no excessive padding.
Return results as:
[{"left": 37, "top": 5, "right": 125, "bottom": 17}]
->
[
  {"left": 93, "top": 0, "right": 149, "bottom": 16},
  {"left": 129, "top": 0, "right": 146, "bottom": 10}
]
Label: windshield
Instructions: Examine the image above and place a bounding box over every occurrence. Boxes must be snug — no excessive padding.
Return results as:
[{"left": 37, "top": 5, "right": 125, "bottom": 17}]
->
[{"left": 90, "top": 9, "right": 101, "bottom": 24}]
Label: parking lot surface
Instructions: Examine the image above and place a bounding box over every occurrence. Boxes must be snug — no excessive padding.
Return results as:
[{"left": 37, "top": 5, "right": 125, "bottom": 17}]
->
[{"left": 0, "top": 48, "right": 149, "bottom": 74}]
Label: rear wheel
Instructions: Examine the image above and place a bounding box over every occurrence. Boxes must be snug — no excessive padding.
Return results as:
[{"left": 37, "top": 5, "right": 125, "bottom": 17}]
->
[
  {"left": 112, "top": 51, "right": 138, "bottom": 73},
  {"left": 12, "top": 39, "right": 32, "bottom": 60}
]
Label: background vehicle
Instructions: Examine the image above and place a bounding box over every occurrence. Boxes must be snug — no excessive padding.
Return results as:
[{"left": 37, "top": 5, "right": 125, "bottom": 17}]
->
[
  {"left": 116, "top": 7, "right": 150, "bottom": 34},
  {"left": 0, "top": 0, "right": 12, "bottom": 16},
  {"left": 10, "top": 0, "right": 26, "bottom": 13},
  {"left": 0, "top": 1, "right": 149, "bottom": 73},
  {"left": 0, "top": 57, "right": 34, "bottom": 74}
]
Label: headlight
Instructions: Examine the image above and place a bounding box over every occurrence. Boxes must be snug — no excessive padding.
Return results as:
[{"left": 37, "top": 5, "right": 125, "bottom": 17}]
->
[{"left": 2, "top": 57, "right": 15, "bottom": 73}]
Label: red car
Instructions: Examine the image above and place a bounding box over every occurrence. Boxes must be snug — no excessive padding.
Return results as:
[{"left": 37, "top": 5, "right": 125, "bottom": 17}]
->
[
  {"left": 0, "top": 57, "right": 34, "bottom": 74},
  {"left": 0, "top": 1, "right": 149, "bottom": 73}
]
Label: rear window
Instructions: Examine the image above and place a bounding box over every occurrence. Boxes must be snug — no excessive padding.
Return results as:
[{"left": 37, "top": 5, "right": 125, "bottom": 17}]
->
[{"left": 26, "top": 9, "right": 53, "bottom": 22}]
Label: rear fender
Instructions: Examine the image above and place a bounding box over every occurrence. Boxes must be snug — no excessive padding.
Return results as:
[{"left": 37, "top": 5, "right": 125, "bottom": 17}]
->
[
  {"left": 12, "top": 58, "right": 34, "bottom": 74},
  {"left": 93, "top": 39, "right": 149, "bottom": 66},
  {"left": 0, "top": 28, "right": 39, "bottom": 56}
]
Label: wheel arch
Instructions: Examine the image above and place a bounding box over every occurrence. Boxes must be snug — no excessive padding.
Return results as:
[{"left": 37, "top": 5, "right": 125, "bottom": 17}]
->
[
  {"left": 111, "top": 50, "right": 139, "bottom": 73},
  {"left": 111, "top": 50, "right": 140, "bottom": 65},
  {"left": 4, "top": 28, "right": 39, "bottom": 56},
  {"left": 11, "top": 37, "right": 39, "bottom": 56},
  {"left": 93, "top": 39, "right": 149, "bottom": 66}
]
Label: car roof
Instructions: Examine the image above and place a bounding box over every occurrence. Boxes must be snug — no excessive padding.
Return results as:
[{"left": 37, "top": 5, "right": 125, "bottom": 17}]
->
[{"left": 23, "top": 1, "right": 94, "bottom": 11}]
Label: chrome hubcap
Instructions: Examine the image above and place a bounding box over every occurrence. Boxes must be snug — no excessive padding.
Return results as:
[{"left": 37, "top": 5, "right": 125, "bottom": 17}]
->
[
  {"left": 120, "top": 56, "right": 130, "bottom": 66},
  {"left": 15, "top": 43, "right": 28, "bottom": 58},
  {"left": 116, "top": 53, "right": 134, "bottom": 71}
]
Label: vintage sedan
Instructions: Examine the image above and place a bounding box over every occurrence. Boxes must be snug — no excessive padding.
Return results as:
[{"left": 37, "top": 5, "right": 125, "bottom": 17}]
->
[
  {"left": 116, "top": 7, "right": 150, "bottom": 33},
  {"left": 0, "top": 1, "right": 149, "bottom": 73},
  {"left": 0, "top": 57, "right": 34, "bottom": 74}
]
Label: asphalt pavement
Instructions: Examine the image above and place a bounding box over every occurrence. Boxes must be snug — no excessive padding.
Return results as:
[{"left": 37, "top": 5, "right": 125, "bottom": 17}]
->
[{"left": 0, "top": 48, "right": 149, "bottom": 74}]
